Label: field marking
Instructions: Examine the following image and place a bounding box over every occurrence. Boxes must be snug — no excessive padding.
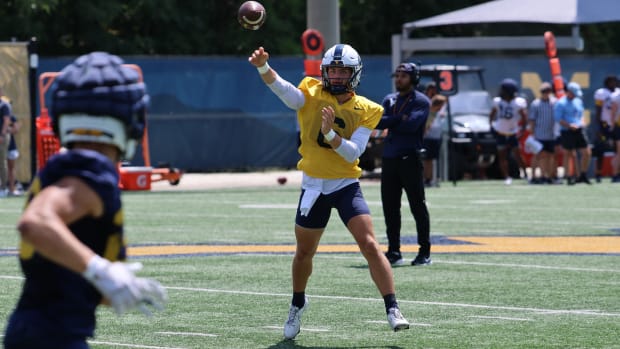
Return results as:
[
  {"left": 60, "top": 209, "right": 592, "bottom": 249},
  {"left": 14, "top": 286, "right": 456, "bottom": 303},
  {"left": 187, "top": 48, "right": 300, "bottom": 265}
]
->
[
  {"left": 469, "top": 315, "right": 533, "bottom": 321},
  {"left": 88, "top": 340, "right": 186, "bottom": 349},
  {"left": 264, "top": 325, "right": 330, "bottom": 333},
  {"left": 165, "top": 286, "right": 620, "bottom": 318},
  {"left": 3, "top": 236, "right": 619, "bottom": 258},
  {"left": 436, "top": 260, "right": 620, "bottom": 273},
  {"left": 155, "top": 331, "right": 217, "bottom": 337},
  {"left": 0, "top": 275, "right": 23, "bottom": 280},
  {"left": 366, "top": 320, "right": 432, "bottom": 327},
  {"left": 123, "top": 236, "right": 620, "bottom": 256}
]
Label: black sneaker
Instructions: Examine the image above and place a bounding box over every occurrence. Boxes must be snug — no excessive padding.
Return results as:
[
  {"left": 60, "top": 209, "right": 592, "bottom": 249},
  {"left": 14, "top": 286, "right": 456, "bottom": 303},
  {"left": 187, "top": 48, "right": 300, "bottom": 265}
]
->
[
  {"left": 411, "top": 255, "right": 432, "bottom": 266},
  {"left": 576, "top": 174, "right": 591, "bottom": 185},
  {"left": 384, "top": 251, "right": 404, "bottom": 266}
]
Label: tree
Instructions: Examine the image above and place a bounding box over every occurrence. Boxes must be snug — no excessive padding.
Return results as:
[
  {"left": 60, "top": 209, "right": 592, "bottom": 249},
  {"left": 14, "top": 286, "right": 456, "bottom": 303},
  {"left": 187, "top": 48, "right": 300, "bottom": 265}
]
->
[{"left": 0, "top": 0, "right": 619, "bottom": 56}]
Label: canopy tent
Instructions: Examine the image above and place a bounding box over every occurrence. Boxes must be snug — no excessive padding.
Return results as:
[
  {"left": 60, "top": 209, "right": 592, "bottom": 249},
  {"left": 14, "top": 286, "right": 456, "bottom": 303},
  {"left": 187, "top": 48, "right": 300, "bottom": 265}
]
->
[
  {"left": 405, "top": 0, "right": 620, "bottom": 30},
  {"left": 392, "top": 0, "right": 620, "bottom": 68}
]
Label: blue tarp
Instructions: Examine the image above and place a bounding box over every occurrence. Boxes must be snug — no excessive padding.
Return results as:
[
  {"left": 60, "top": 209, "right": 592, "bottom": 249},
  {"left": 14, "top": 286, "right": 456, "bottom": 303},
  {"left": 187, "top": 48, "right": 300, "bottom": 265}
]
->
[{"left": 38, "top": 55, "right": 620, "bottom": 172}]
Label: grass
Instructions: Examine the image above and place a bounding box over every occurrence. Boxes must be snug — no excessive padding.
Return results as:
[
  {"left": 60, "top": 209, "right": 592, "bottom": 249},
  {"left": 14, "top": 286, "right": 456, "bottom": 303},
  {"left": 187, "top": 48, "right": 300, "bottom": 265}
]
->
[{"left": 1, "top": 178, "right": 619, "bottom": 349}]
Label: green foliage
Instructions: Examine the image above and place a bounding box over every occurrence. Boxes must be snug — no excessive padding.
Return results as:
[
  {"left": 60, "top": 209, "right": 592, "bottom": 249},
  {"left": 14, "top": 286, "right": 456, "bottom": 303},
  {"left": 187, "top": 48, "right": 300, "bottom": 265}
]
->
[{"left": 1, "top": 1, "right": 620, "bottom": 55}]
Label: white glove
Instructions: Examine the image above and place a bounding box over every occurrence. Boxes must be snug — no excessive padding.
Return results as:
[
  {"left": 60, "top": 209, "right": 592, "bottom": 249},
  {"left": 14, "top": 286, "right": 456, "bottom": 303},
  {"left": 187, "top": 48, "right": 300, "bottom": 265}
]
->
[{"left": 83, "top": 255, "right": 167, "bottom": 316}]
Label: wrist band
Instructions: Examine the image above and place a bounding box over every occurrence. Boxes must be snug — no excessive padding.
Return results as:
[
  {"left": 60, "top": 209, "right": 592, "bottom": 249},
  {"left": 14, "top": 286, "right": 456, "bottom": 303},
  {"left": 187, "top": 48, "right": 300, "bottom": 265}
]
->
[
  {"left": 324, "top": 129, "right": 336, "bottom": 142},
  {"left": 257, "top": 62, "right": 270, "bottom": 75}
]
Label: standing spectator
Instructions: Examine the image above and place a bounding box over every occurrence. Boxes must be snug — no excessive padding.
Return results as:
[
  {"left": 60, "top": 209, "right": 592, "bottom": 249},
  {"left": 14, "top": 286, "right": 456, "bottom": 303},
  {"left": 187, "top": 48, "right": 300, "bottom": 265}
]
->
[
  {"left": 3, "top": 52, "right": 167, "bottom": 349},
  {"left": 554, "top": 82, "right": 591, "bottom": 185},
  {"left": 249, "top": 45, "right": 410, "bottom": 339},
  {"left": 592, "top": 75, "right": 618, "bottom": 182},
  {"left": 528, "top": 82, "right": 557, "bottom": 184},
  {"left": 607, "top": 84, "right": 620, "bottom": 182},
  {"left": 489, "top": 79, "right": 528, "bottom": 185},
  {"left": 7, "top": 115, "right": 22, "bottom": 195},
  {"left": 376, "top": 63, "right": 432, "bottom": 267},
  {"left": 0, "top": 95, "right": 11, "bottom": 197},
  {"left": 424, "top": 81, "right": 438, "bottom": 98},
  {"left": 423, "top": 94, "right": 447, "bottom": 187}
]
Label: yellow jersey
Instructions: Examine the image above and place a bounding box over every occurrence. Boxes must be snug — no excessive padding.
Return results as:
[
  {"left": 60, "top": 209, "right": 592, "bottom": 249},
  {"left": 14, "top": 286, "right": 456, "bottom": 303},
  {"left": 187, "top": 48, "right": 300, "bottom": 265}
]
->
[{"left": 296, "top": 77, "right": 382, "bottom": 179}]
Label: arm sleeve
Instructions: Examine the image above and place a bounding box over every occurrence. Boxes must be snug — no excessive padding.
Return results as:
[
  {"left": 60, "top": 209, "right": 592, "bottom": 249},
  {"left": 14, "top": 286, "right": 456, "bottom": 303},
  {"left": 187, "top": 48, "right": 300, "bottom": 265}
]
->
[
  {"left": 334, "top": 127, "right": 372, "bottom": 163},
  {"left": 267, "top": 74, "right": 305, "bottom": 110}
]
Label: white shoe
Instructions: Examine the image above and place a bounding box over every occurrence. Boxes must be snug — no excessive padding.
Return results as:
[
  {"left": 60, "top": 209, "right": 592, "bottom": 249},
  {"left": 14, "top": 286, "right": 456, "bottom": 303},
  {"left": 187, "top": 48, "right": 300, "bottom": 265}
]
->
[
  {"left": 504, "top": 177, "right": 513, "bottom": 185},
  {"left": 9, "top": 189, "right": 23, "bottom": 197},
  {"left": 284, "top": 297, "right": 308, "bottom": 339},
  {"left": 387, "top": 307, "right": 410, "bottom": 331}
]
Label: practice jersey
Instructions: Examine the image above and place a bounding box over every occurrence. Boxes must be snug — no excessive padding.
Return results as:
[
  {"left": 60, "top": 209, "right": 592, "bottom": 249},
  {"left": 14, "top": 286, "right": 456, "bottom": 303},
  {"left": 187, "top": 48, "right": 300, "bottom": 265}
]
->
[
  {"left": 15, "top": 149, "right": 124, "bottom": 337},
  {"left": 491, "top": 96, "right": 527, "bottom": 134},
  {"left": 610, "top": 90, "right": 620, "bottom": 126},
  {"left": 594, "top": 87, "right": 618, "bottom": 125},
  {"left": 296, "top": 77, "right": 382, "bottom": 179}
]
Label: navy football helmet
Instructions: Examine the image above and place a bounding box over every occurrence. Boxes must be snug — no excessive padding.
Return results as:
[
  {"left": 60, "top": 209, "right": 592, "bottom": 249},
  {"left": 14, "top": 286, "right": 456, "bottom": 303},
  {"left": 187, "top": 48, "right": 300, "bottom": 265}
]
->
[
  {"left": 499, "top": 78, "right": 519, "bottom": 99},
  {"left": 50, "top": 51, "right": 149, "bottom": 160}
]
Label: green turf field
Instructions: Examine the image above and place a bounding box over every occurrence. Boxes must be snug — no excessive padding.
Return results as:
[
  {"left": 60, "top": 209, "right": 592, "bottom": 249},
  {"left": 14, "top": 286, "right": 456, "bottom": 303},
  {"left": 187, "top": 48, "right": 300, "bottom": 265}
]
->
[{"left": 1, "top": 179, "right": 619, "bottom": 348}]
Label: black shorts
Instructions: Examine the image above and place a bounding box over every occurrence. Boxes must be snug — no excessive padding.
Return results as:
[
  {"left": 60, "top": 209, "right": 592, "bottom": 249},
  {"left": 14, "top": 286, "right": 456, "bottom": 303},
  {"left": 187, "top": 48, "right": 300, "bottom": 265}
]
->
[
  {"left": 422, "top": 138, "right": 441, "bottom": 159},
  {"left": 560, "top": 129, "right": 589, "bottom": 150},
  {"left": 538, "top": 139, "right": 556, "bottom": 154}
]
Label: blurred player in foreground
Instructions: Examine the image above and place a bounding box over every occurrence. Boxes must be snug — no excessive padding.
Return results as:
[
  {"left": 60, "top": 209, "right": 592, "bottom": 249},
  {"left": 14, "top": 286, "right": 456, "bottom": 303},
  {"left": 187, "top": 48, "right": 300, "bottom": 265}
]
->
[
  {"left": 3, "top": 52, "right": 167, "bottom": 349},
  {"left": 249, "top": 44, "right": 410, "bottom": 339}
]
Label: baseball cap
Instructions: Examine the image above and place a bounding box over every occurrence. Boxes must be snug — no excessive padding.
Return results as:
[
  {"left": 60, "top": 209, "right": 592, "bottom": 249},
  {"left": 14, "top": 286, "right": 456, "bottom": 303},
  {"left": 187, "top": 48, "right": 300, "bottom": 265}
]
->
[
  {"left": 539, "top": 82, "right": 552, "bottom": 92},
  {"left": 567, "top": 82, "right": 583, "bottom": 97},
  {"left": 393, "top": 63, "right": 416, "bottom": 75}
]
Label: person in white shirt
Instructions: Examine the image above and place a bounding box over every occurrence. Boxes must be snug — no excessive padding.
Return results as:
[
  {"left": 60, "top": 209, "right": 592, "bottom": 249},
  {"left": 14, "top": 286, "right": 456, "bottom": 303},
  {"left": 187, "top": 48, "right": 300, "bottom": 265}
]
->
[
  {"left": 592, "top": 75, "right": 618, "bottom": 182},
  {"left": 608, "top": 80, "right": 620, "bottom": 182},
  {"left": 489, "top": 78, "right": 528, "bottom": 185}
]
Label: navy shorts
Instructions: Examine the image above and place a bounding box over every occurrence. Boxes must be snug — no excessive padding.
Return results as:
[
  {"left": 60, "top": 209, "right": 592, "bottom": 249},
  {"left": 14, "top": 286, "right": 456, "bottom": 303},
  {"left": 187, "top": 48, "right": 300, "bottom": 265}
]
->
[
  {"left": 4, "top": 310, "right": 90, "bottom": 349},
  {"left": 295, "top": 182, "right": 370, "bottom": 229},
  {"left": 493, "top": 130, "right": 519, "bottom": 149},
  {"left": 613, "top": 126, "right": 620, "bottom": 141}
]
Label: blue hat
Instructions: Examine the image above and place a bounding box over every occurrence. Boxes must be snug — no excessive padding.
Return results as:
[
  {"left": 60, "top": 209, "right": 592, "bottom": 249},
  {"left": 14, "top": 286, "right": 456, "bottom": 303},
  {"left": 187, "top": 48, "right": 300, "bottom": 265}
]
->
[{"left": 567, "top": 82, "right": 583, "bottom": 97}]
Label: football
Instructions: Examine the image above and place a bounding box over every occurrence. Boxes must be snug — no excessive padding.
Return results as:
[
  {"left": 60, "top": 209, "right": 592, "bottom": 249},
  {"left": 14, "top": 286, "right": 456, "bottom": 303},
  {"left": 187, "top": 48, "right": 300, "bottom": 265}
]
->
[
  {"left": 237, "top": 1, "right": 267, "bottom": 30},
  {"left": 277, "top": 176, "right": 287, "bottom": 185}
]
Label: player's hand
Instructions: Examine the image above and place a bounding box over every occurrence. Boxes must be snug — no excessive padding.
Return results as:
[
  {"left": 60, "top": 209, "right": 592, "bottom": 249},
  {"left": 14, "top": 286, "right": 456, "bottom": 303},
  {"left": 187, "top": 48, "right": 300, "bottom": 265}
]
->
[
  {"left": 248, "top": 46, "right": 269, "bottom": 67},
  {"left": 321, "top": 106, "right": 335, "bottom": 134},
  {"left": 83, "top": 255, "right": 167, "bottom": 316}
]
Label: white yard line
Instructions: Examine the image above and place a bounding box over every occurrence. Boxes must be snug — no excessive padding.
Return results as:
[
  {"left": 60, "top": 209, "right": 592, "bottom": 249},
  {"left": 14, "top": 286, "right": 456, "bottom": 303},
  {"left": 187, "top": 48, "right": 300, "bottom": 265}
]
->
[
  {"left": 165, "top": 286, "right": 620, "bottom": 318},
  {"left": 435, "top": 260, "right": 620, "bottom": 273},
  {"left": 88, "top": 341, "right": 186, "bottom": 349},
  {"left": 155, "top": 331, "right": 217, "bottom": 337}
]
